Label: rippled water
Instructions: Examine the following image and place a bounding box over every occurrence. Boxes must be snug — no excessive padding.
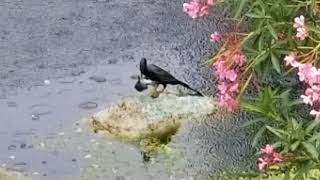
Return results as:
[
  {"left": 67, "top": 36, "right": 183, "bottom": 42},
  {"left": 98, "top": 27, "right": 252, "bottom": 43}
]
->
[{"left": 0, "top": 0, "right": 254, "bottom": 179}]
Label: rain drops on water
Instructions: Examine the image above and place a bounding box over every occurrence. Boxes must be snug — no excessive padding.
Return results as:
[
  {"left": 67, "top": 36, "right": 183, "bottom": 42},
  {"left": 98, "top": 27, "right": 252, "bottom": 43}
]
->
[
  {"left": 44, "top": 80, "right": 50, "bottom": 85},
  {"left": 83, "top": 154, "right": 92, "bottom": 159},
  {"left": 9, "top": 155, "right": 15, "bottom": 160}
]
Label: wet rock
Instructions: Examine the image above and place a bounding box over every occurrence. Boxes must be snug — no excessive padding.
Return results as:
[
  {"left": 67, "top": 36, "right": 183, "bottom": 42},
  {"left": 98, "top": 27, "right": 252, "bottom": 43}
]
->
[
  {"left": 0, "top": 168, "right": 30, "bottom": 180},
  {"left": 88, "top": 87, "right": 216, "bottom": 142},
  {"left": 71, "top": 70, "right": 85, "bottom": 76},
  {"left": 89, "top": 76, "right": 106, "bottom": 83},
  {"left": 8, "top": 145, "right": 16, "bottom": 150},
  {"left": 79, "top": 102, "right": 98, "bottom": 109},
  {"left": 20, "top": 144, "right": 27, "bottom": 149}
]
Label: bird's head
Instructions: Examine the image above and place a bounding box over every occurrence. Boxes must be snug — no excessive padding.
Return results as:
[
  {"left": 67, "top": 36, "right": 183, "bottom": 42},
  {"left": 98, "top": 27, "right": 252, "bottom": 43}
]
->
[{"left": 140, "top": 58, "right": 147, "bottom": 66}]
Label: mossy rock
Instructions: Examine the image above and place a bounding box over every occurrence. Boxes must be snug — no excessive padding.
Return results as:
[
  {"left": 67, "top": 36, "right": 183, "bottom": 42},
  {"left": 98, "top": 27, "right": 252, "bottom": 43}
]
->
[
  {"left": 0, "top": 168, "right": 31, "bottom": 180},
  {"left": 88, "top": 93, "right": 217, "bottom": 144}
]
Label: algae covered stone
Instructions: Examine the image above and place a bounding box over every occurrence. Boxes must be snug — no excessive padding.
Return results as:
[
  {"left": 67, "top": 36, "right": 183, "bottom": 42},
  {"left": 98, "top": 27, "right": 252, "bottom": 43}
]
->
[
  {"left": 0, "top": 168, "right": 31, "bottom": 180},
  {"left": 89, "top": 93, "right": 217, "bottom": 143}
]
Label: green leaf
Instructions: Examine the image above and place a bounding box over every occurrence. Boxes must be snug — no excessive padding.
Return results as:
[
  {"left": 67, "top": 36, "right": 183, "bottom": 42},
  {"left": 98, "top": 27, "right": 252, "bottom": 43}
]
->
[
  {"left": 245, "top": 13, "right": 265, "bottom": 19},
  {"left": 267, "top": 22, "right": 278, "bottom": 40},
  {"left": 272, "top": 142, "right": 282, "bottom": 148},
  {"left": 288, "top": 99, "right": 303, "bottom": 107},
  {"left": 266, "top": 126, "right": 283, "bottom": 138},
  {"left": 290, "top": 141, "right": 301, "bottom": 151},
  {"left": 234, "top": 0, "right": 247, "bottom": 18},
  {"left": 258, "top": 35, "right": 264, "bottom": 51},
  {"left": 254, "top": 51, "right": 269, "bottom": 66},
  {"left": 308, "top": 133, "right": 320, "bottom": 142},
  {"left": 240, "top": 118, "right": 265, "bottom": 128},
  {"left": 241, "top": 102, "right": 264, "bottom": 114},
  {"left": 306, "top": 121, "right": 320, "bottom": 134},
  {"left": 252, "top": 126, "right": 266, "bottom": 147},
  {"left": 271, "top": 51, "right": 281, "bottom": 73},
  {"left": 284, "top": 170, "right": 290, "bottom": 180},
  {"left": 302, "top": 142, "right": 319, "bottom": 160}
]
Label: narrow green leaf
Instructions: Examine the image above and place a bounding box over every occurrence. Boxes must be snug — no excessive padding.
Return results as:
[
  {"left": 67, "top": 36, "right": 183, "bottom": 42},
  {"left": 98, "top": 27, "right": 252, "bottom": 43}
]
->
[
  {"left": 266, "top": 126, "right": 282, "bottom": 138},
  {"left": 284, "top": 169, "right": 290, "bottom": 180},
  {"left": 234, "top": 0, "right": 248, "bottom": 18},
  {"left": 271, "top": 51, "right": 281, "bottom": 73},
  {"left": 241, "top": 102, "right": 264, "bottom": 114},
  {"left": 267, "top": 22, "right": 278, "bottom": 40},
  {"left": 290, "top": 141, "right": 301, "bottom": 151},
  {"left": 272, "top": 142, "right": 282, "bottom": 148},
  {"left": 245, "top": 13, "right": 265, "bottom": 19},
  {"left": 306, "top": 121, "right": 320, "bottom": 134},
  {"left": 240, "top": 118, "right": 265, "bottom": 128},
  {"left": 258, "top": 35, "right": 264, "bottom": 51},
  {"left": 252, "top": 126, "right": 266, "bottom": 147},
  {"left": 308, "top": 133, "right": 320, "bottom": 142},
  {"left": 302, "top": 142, "right": 319, "bottom": 160},
  {"left": 288, "top": 99, "right": 303, "bottom": 107},
  {"left": 254, "top": 52, "right": 269, "bottom": 66}
]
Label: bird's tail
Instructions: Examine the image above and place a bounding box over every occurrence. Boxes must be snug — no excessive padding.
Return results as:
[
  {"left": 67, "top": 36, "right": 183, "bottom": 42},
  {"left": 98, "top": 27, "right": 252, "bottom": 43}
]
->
[{"left": 178, "top": 81, "right": 203, "bottom": 96}]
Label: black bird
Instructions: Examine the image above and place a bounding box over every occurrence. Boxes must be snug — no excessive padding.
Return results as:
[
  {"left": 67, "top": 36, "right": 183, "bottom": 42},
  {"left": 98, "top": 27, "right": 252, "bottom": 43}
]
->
[
  {"left": 139, "top": 58, "right": 203, "bottom": 96},
  {"left": 134, "top": 76, "right": 148, "bottom": 92}
]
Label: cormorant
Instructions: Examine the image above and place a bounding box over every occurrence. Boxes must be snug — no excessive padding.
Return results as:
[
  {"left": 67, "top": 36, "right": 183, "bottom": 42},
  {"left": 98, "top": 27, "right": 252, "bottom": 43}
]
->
[{"left": 139, "top": 58, "right": 203, "bottom": 96}]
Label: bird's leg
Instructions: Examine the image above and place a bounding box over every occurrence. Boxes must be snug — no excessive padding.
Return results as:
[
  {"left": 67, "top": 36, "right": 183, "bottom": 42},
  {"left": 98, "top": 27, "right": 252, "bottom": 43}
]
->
[
  {"left": 150, "top": 82, "right": 160, "bottom": 98},
  {"left": 158, "top": 84, "right": 167, "bottom": 93}
]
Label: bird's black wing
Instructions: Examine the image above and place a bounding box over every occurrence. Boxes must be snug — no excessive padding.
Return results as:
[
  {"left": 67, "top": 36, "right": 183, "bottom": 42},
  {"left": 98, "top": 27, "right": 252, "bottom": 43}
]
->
[{"left": 146, "top": 64, "right": 180, "bottom": 83}]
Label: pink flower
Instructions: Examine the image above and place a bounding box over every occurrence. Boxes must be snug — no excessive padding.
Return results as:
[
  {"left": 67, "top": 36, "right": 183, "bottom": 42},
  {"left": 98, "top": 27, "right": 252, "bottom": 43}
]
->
[
  {"left": 261, "top": 144, "right": 274, "bottom": 154},
  {"left": 218, "top": 83, "right": 227, "bottom": 94},
  {"left": 258, "top": 144, "right": 284, "bottom": 170},
  {"left": 284, "top": 53, "right": 299, "bottom": 67},
  {"left": 258, "top": 158, "right": 268, "bottom": 170},
  {"left": 207, "top": 0, "right": 214, "bottom": 6},
  {"left": 296, "top": 27, "right": 308, "bottom": 40},
  {"left": 294, "top": 15, "right": 305, "bottom": 28},
  {"left": 210, "top": 32, "right": 222, "bottom": 43},
  {"left": 225, "top": 70, "right": 237, "bottom": 81},
  {"left": 285, "top": 52, "right": 320, "bottom": 121},
  {"left": 213, "top": 51, "right": 246, "bottom": 112},
  {"left": 183, "top": 0, "right": 215, "bottom": 18},
  {"left": 293, "top": 15, "right": 307, "bottom": 41},
  {"left": 301, "top": 95, "right": 313, "bottom": 105},
  {"left": 297, "top": 63, "right": 313, "bottom": 82},
  {"left": 234, "top": 53, "right": 246, "bottom": 66},
  {"left": 310, "top": 109, "right": 320, "bottom": 120},
  {"left": 229, "top": 82, "right": 239, "bottom": 93}
]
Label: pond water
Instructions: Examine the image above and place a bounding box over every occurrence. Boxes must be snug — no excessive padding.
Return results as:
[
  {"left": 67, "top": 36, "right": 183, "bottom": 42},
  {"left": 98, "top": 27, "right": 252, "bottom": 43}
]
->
[{"left": 0, "top": 0, "right": 254, "bottom": 179}]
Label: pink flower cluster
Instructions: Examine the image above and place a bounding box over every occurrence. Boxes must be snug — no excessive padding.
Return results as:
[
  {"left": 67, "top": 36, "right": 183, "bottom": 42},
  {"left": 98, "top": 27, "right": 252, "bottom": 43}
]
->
[
  {"left": 213, "top": 51, "right": 246, "bottom": 111},
  {"left": 210, "top": 32, "right": 223, "bottom": 43},
  {"left": 293, "top": 15, "right": 308, "bottom": 40},
  {"left": 258, "top": 144, "right": 284, "bottom": 170},
  {"left": 183, "top": 0, "right": 215, "bottom": 18},
  {"left": 284, "top": 53, "right": 320, "bottom": 120}
]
